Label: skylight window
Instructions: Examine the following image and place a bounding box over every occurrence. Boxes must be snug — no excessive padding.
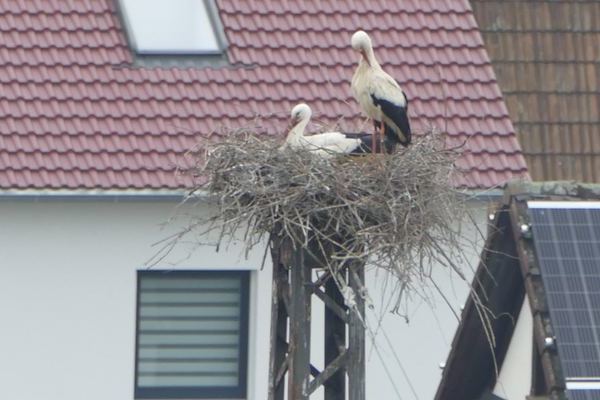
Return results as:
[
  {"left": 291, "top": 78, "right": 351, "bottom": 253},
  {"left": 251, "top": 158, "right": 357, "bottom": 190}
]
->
[{"left": 121, "top": 0, "right": 223, "bottom": 54}]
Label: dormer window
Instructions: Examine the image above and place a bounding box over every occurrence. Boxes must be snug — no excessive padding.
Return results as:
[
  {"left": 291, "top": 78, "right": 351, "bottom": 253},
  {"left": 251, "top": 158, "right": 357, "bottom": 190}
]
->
[{"left": 120, "top": 0, "right": 224, "bottom": 55}]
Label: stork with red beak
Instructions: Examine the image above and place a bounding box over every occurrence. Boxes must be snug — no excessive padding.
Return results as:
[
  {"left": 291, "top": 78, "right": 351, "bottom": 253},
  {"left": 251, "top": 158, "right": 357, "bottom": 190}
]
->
[
  {"left": 350, "top": 30, "right": 411, "bottom": 153},
  {"left": 281, "top": 103, "right": 364, "bottom": 158}
]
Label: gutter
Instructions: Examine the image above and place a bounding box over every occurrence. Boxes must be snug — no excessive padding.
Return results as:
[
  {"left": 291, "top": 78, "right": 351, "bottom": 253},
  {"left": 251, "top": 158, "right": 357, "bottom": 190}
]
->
[
  {"left": 0, "top": 189, "right": 193, "bottom": 202},
  {"left": 0, "top": 188, "right": 503, "bottom": 202},
  {"left": 463, "top": 188, "right": 504, "bottom": 201}
]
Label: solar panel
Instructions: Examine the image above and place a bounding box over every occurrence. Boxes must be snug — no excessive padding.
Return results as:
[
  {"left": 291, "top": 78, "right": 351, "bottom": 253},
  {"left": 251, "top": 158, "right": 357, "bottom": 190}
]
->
[
  {"left": 528, "top": 201, "right": 600, "bottom": 395},
  {"left": 569, "top": 390, "right": 598, "bottom": 400}
]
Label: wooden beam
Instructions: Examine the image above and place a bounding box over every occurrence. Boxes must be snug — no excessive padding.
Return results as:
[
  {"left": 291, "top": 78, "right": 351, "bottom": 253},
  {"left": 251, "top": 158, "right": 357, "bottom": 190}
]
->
[
  {"left": 347, "top": 263, "right": 365, "bottom": 400},
  {"left": 509, "top": 199, "right": 566, "bottom": 393},
  {"left": 313, "top": 270, "right": 333, "bottom": 289},
  {"left": 314, "top": 285, "right": 348, "bottom": 323},
  {"left": 279, "top": 279, "right": 291, "bottom": 315},
  {"left": 288, "top": 249, "right": 312, "bottom": 400},
  {"left": 268, "top": 257, "right": 289, "bottom": 400},
  {"left": 309, "top": 349, "right": 349, "bottom": 395},
  {"left": 310, "top": 364, "right": 321, "bottom": 378},
  {"left": 324, "top": 273, "right": 347, "bottom": 400},
  {"left": 274, "top": 355, "right": 289, "bottom": 388}
]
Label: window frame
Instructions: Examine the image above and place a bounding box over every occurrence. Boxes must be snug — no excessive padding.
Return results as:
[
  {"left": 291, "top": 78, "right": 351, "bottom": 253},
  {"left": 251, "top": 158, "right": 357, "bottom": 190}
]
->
[
  {"left": 119, "top": 0, "right": 228, "bottom": 56},
  {"left": 134, "top": 270, "right": 250, "bottom": 399}
]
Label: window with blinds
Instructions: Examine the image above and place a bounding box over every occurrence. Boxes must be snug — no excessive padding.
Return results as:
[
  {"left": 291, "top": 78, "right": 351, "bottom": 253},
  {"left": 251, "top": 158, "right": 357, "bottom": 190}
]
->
[{"left": 134, "top": 270, "right": 249, "bottom": 399}]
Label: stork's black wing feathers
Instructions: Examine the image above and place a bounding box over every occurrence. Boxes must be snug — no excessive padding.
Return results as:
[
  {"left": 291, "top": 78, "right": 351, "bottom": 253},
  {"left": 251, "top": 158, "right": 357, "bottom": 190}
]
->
[{"left": 370, "top": 93, "right": 412, "bottom": 147}]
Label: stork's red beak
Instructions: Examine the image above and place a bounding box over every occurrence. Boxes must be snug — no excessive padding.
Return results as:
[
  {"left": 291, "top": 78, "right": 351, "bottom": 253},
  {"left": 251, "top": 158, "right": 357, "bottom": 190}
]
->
[
  {"left": 287, "top": 116, "right": 299, "bottom": 131},
  {"left": 361, "top": 50, "right": 371, "bottom": 66}
]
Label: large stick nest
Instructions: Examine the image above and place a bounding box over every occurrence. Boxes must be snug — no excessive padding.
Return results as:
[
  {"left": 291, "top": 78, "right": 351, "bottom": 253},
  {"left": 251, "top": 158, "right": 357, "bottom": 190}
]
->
[{"left": 178, "top": 129, "right": 466, "bottom": 309}]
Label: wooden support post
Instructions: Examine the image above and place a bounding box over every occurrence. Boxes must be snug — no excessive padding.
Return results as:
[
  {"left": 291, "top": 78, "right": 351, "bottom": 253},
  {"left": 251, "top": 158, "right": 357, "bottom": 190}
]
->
[
  {"left": 324, "top": 271, "right": 346, "bottom": 400},
  {"left": 347, "top": 263, "right": 366, "bottom": 400},
  {"left": 268, "top": 249, "right": 289, "bottom": 400},
  {"left": 288, "top": 248, "right": 312, "bottom": 400},
  {"left": 268, "top": 235, "right": 366, "bottom": 400}
]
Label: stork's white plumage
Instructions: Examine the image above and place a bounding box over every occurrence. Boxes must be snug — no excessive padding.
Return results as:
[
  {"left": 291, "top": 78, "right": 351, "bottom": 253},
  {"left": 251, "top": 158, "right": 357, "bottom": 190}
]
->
[
  {"left": 282, "top": 104, "right": 363, "bottom": 158},
  {"left": 350, "top": 30, "right": 411, "bottom": 151}
]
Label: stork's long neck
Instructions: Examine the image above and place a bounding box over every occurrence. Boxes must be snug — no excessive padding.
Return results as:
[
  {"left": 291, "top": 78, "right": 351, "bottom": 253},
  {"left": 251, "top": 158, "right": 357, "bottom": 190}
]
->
[
  {"left": 286, "top": 117, "right": 309, "bottom": 144},
  {"left": 361, "top": 46, "right": 380, "bottom": 69}
]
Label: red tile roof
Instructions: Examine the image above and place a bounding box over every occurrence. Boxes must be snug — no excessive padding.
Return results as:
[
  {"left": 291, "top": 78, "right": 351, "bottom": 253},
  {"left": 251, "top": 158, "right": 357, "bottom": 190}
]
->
[{"left": 0, "top": 0, "right": 527, "bottom": 190}]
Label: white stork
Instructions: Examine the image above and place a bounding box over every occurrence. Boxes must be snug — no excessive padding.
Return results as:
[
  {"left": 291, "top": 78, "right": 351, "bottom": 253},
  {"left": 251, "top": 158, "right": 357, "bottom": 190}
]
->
[
  {"left": 350, "top": 30, "right": 412, "bottom": 153},
  {"left": 281, "top": 103, "right": 364, "bottom": 158}
]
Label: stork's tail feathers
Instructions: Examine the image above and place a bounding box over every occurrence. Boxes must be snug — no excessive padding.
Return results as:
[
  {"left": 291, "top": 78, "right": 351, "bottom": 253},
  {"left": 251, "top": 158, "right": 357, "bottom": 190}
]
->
[
  {"left": 391, "top": 112, "right": 412, "bottom": 146},
  {"left": 377, "top": 121, "right": 411, "bottom": 147}
]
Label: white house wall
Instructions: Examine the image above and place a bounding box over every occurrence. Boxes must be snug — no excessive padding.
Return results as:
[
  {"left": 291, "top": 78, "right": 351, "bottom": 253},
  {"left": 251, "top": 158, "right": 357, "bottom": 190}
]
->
[
  {"left": 492, "top": 298, "right": 534, "bottom": 400},
  {"left": 0, "top": 199, "right": 486, "bottom": 400}
]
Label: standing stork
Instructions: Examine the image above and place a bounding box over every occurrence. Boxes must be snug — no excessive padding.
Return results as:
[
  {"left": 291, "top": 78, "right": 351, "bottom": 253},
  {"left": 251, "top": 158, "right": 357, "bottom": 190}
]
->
[
  {"left": 350, "top": 30, "right": 412, "bottom": 153},
  {"left": 281, "top": 103, "right": 365, "bottom": 158}
]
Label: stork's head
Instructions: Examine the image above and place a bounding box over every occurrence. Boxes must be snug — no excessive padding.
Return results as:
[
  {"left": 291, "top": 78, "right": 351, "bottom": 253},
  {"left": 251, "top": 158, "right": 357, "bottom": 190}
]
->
[
  {"left": 351, "top": 30, "right": 374, "bottom": 66},
  {"left": 290, "top": 103, "right": 312, "bottom": 127}
]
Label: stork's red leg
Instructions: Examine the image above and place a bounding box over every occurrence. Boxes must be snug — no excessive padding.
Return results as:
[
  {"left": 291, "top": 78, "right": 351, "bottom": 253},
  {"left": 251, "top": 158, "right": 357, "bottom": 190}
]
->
[
  {"left": 379, "top": 121, "right": 385, "bottom": 154},
  {"left": 373, "top": 121, "right": 379, "bottom": 154}
]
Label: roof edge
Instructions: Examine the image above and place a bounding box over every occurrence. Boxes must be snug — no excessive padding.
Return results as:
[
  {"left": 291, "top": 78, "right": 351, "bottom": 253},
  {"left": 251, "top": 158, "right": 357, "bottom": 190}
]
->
[
  {"left": 0, "top": 188, "right": 498, "bottom": 203},
  {"left": 504, "top": 180, "right": 600, "bottom": 202},
  {"left": 0, "top": 189, "right": 190, "bottom": 202},
  {"left": 463, "top": 188, "right": 504, "bottom": 201}
]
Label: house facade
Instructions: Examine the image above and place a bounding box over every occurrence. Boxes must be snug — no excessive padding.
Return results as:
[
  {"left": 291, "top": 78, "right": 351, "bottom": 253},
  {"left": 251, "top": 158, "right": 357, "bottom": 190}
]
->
[{"left": 0, "top": 1, "right": 526, "bottom": 399}]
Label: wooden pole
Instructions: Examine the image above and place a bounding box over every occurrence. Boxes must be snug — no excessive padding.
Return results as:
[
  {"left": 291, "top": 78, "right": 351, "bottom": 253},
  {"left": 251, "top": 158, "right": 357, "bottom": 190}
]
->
[
  {"left": 267, "top": 256, "right": 288, "bottom": 400},
  {"left": 347, "top": 263, "right": 366, "bottom": 400},
  {"left": 288, "top": 248, "right": 312, "bottom": 400},
  {"left": 324, "top": 271, "right": 346, "bottom": 400}
]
